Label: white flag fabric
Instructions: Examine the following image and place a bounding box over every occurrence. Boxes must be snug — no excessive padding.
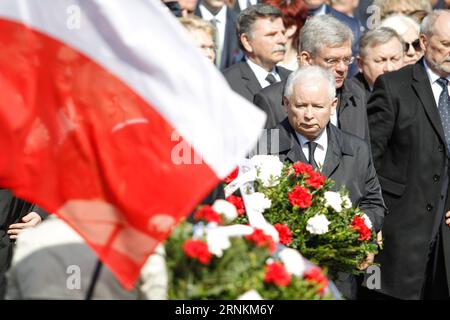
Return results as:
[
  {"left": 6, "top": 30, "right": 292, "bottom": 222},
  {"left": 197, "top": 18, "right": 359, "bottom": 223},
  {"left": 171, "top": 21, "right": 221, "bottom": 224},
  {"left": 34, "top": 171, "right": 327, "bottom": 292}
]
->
[{"left": 0, "top": 0, "right": 266, "bottom": 288}]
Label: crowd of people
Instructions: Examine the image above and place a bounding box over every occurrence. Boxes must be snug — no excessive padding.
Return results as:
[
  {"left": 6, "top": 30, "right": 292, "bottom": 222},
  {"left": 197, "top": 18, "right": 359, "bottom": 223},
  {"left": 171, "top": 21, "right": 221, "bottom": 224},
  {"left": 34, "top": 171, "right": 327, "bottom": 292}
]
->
[
  {"left": 1, "top": 0, "right": 450, "bottom": 300},
  {"left": 161, "top": 0, "right": 450, "bottom": 300}
]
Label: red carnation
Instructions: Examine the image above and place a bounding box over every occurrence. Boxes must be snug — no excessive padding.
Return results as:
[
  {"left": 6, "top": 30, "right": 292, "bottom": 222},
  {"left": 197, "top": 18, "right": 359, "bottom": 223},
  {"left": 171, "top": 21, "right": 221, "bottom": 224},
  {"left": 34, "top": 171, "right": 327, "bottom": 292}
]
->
[
  {"left": 264, "top": 262, "right": 291, "bottom": 287},
  {"left": 194, "top": 205, "right": 222, "bottom": 224},
  {"left": 292, "top": 162, "right": 313, "bottom": 176},
  {"left": 351, "top": 216, "right": 372, "bottom": 241},
  {"left": 304, "top": 266, "right": 329, "bottom": 295},
  {"left": 226, "top": 195, "right": 245, "bottom": 216},
  {"left": 306, "top": 171, "right": 326, "bottom": 189},
  {"left": 245, "top": 228, "right": 276, "bottom": 253},
  {"left": 288, "top": 186, "right": 312, "bottom": 208},
  {"left": 274, "top": 223, "right": 292, "bottom": 245},
  {"left": 183, "top": 239, "right": 212, "bottom": 264},
  {"left": 224, "top": 167, "right": 239, "bottom": 184}
]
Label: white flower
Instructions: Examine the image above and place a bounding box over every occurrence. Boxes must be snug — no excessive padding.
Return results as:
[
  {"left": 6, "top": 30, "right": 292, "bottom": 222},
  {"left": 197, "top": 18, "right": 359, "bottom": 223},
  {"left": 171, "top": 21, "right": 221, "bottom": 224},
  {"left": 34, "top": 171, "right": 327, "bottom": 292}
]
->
[
  {"left": 250, "top": 155, "right": 283, "bottom": 187},
  {"left": 192, "top": 221, "right": 218, "bottom": 239},
  {"left": 245, "top": 192, "right": 272, "bottom": 213},
  {"left": 278, "top": 248, "right": 306, "bottom": 276},
  {"left": 341, "top": 195, "right": 352, "bottom": 209},
  {"left": 324, "top": 191, "right": 342, "bottom": 212},
  {"left": 306, "top": 214, "right": 330, "bottom": 235},
  {"left": 362, "top": 213, "right": 373, "bottom": 230},
  {"left": 237, "top": 290, "right": 263, "bottom": 300},
  {"left": 212, "top": 199, "right": 238, "bottom": 223},
  {"left": 206, "top": 229, "right": 231, "bottom": 257}
]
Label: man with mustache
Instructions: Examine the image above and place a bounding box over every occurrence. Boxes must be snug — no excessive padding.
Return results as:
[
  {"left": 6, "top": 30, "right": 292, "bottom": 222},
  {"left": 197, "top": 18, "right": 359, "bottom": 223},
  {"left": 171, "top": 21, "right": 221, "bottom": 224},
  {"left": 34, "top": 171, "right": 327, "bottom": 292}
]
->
[
  {"left": 367, "top": 9, "right": 450, "bottom": 300},
  {"left": 254, "top": 15, "right": 369, "bottom": 144},
  {"left": 223, "top": 4, "right": 291, "bottom": 103}
]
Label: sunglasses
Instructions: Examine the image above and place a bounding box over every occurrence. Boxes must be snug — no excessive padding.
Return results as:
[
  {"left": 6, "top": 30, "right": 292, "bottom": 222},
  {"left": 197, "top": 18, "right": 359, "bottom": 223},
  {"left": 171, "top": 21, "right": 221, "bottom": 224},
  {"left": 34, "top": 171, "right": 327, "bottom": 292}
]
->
[{"left": 405, "top": 39, "right": 421, "bottom": 52}]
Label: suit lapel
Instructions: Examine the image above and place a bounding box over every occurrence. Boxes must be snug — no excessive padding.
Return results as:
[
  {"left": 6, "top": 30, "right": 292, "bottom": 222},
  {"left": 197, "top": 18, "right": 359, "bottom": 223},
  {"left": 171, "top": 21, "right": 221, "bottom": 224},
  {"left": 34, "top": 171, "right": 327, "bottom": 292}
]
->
[
  {"left": 277, "top": 119, "right": 308, "bottom": 163},
  {"left": 338, "top": 80, "right": 358, "bottom": 117},
  {"left": 277, "top": 66, "right": 292, "bottom": 81},
  {"left": 239, "top": 61, "right": 262, "bottom": 97},
  {"left": 321, "top": 126, "right": 342, "bottom": 178},
  {"left": 412, "top": 61, "right": 446, "bottom": 147}
]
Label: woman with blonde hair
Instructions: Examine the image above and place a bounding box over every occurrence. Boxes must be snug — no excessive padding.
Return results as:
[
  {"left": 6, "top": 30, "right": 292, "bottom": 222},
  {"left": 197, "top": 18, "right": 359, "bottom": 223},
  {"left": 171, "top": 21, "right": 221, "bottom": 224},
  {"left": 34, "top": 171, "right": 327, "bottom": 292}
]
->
[{"left": 179, "top": 16, "right": 217, "bottom": 64}]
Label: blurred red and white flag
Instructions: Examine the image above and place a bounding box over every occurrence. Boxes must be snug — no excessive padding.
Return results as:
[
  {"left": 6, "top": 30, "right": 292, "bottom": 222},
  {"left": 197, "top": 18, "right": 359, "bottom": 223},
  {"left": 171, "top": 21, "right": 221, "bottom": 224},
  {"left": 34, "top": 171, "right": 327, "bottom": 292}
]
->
[{"left": 0, "top": 0, "right": 265, "bottom": 289}]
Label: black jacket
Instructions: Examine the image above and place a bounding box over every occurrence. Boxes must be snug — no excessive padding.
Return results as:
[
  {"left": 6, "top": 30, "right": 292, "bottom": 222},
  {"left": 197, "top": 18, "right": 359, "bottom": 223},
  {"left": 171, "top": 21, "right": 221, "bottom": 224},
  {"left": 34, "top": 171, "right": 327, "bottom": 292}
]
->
[
  {"left": 0, "top": 189, "right": 48, "bottom": 298},
  {"left": 367, "top": 60, "right": 450, "bottom": 299},
  {"left": 262, "top": 120, "right": 386, "bottom": 298}
]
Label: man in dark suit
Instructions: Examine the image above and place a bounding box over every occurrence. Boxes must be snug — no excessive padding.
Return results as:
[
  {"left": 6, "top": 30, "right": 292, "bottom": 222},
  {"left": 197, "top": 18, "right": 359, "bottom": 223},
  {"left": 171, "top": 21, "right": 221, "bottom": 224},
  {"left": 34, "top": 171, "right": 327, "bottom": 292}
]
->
[
  {"left": 223, "top": 4, "right": 291, "bottom": 102},
  {"left": 261, "top": 65, "right": 385, "bottom": 299},
  {"left": 195, "top": 0, "right": 243, "bottom": 70},
  {"left": 354, "top": 27, "right": 405, "bottom": 98},
  {"left": 254, "top": 15, "right": 369, "bottom": 144},
  {"left": 367, "top": 10, "right": 450, "bottom": 300}
]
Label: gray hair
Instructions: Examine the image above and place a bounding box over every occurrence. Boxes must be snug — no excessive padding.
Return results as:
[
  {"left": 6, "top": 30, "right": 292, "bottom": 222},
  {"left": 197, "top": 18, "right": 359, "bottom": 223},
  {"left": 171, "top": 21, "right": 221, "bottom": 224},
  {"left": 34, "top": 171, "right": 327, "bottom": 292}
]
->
[
  {"left": 421, "top": 10, "right": 449, "bottom": 37},
  {"left": 299, "top": 15, "right": 354, "bottom": 56},
  {"left": 236, "top": 4, "right": 282, "bottom": 51},
  {"left": 284, "top": 65, "right": 336, "bottom": 101},
  {"left": 381, "top": 14, "right": 420, "bottom": 37},
  {"left": 359, "top": 27, "right": 404, "bottom": 58}
]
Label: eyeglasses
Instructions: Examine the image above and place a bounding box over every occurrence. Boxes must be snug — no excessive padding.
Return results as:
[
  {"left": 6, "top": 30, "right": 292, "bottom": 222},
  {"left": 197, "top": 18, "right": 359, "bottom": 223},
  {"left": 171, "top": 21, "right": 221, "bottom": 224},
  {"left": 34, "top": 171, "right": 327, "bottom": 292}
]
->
[
  {"left": 322, "top": 56, "right": 355, "bottom": 67},
  {"left": 404, "top": 39, "right": 421, "bottom": 52},
  {"left": 199, "top": 44, "right": 217, "bottom": 52}
]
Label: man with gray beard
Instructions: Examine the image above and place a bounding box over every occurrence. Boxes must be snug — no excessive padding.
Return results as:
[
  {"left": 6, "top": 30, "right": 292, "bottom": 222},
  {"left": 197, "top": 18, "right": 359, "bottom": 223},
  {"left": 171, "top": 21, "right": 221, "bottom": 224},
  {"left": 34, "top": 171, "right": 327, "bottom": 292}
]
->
[
  {"left": 223, "top": 4, "right": 291, "bottom": 102},
  {"left": 367, "top": 10, "right": 450, "bottom": 300}
]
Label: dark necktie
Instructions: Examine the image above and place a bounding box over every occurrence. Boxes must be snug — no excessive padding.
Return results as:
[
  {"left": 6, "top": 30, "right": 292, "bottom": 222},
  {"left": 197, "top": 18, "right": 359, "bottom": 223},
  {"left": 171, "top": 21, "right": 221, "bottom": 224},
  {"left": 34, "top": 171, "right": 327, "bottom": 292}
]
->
[
  {"left": 307, "top": 141, "right": 319, "bottom": 170},
  {"left": 210, "top": 18, "right": 221, "bottom": 68},
  {"left": 265, "top": 73, "right": 277, "bottom": 85},
  {"left": 436, "top": 77, "right": 450, "bottom": 152}
]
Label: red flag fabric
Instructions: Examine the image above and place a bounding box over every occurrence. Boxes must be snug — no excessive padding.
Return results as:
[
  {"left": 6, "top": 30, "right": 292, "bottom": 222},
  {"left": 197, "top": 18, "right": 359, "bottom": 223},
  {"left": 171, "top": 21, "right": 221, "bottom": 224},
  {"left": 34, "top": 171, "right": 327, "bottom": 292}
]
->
[{"left": 0, "top": 1, "right": 266, "bottom": 289}]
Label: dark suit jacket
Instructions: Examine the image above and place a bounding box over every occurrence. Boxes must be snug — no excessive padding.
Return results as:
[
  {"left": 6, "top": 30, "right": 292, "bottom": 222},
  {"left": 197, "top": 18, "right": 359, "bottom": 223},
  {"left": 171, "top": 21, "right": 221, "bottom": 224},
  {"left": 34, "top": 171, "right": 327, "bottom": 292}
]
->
[
  {"left": 195, "top": 5, "right": 243, "bottom": 71},
  {"left": 254, "top": 78, "right": 370, "bottom": 143},
  {"left": 352, "top": 72, "right": 372, "bottom": 99},
  {"left": 223, "top": 61, "right": 291, "bottom": 103},
  {"left": 367, "top": 60, "right": 450, "bottom": 299},
  {"left": 263, "top": 120, "right": 385, "bottom": 298},
  {"left": 0, "top": 189, "right": 49, "bottom": 298}
]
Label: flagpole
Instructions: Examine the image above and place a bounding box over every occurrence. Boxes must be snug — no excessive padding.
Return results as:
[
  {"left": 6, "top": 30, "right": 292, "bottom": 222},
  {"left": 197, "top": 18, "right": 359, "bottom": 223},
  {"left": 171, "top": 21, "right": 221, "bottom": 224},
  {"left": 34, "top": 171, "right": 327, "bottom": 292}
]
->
[{"left": 85, "top": 259, "right": 103, "bottom": 300}]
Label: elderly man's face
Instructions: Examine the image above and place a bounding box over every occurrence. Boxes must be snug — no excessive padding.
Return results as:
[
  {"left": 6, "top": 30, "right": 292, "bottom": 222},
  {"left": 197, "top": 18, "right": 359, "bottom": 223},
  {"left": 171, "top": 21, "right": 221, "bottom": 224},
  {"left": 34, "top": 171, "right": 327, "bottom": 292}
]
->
[
  {"left": 421, "top": 12, "right": 450, "bottom": 77},
  {"left": 242, "top": 17, "right": 287, "bottom": 70},
  {"left": 283, "top": 79, "right": 337, "bottom": 141},
  {"left": 300, "top": 41, "right": 352, "bottom": 89},
  {"left": 358, "top": 38, "right": 404, "bottom": 88}
]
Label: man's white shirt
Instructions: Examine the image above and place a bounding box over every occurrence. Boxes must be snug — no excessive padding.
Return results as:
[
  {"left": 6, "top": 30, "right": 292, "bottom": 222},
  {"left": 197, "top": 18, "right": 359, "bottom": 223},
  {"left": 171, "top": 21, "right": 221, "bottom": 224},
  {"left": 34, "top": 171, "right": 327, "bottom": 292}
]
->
[
  {"left": 199, "top": 4, "right": 226, "bottom": 53},
  {"left": 296, "top": 128, "right": 328, "bottom": 168},
  {"left": 246, "top": 58, "right": 281, "bottom": 88}
]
